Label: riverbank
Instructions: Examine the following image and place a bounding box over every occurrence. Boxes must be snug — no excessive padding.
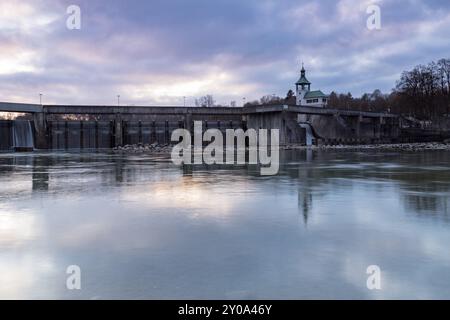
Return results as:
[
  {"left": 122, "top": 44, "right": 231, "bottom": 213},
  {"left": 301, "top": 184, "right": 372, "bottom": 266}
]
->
[
  {"left": 113, "top": 143, "right": 172, "bottom": 153},
  {"left": 284, "top": 142, "right": 450, "bottom": 151},
  {"left": 113, "top": 142, "right": 450, "bottom": 154}
]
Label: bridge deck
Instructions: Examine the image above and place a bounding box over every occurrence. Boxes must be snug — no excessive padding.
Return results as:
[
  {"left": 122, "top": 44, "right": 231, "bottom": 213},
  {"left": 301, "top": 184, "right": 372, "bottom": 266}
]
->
[
  {"left": 243, "top": 105, "right": 397, "bottom": 118},
  {"left": 0, "top": 101, "right": 397, "bottom": 118},
  {"left": 42, "top": 105, "right": 243, "bottom": 115},
  {"left": 0, "top": 102, "right": 43, "bottom": 113}
]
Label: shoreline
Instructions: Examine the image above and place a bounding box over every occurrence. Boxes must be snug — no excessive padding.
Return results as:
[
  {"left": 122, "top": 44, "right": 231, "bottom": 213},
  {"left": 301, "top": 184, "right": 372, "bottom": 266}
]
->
[
  {"left": 113, "top": 143, "right": 172, "bottom": 154},
  {"left": 283, "top": 142, "right": 450, "bottom": 151},
  {"left": 111, "top": 142, "right": 450, "bottom": 154},
  {"left": 2, "top": 142, "right": 450, "bottom": 154}
]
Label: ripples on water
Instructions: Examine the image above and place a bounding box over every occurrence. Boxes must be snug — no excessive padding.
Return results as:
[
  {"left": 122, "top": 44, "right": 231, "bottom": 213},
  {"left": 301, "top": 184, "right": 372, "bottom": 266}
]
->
[{"left": 0, "top": 150, "right": 449, "bottom": 299}]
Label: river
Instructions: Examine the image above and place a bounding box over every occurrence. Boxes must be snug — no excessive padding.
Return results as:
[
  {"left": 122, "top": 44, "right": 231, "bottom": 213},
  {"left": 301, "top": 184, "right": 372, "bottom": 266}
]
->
[{"left": 0, "top": 150, "right": 449, "bottom": 299}]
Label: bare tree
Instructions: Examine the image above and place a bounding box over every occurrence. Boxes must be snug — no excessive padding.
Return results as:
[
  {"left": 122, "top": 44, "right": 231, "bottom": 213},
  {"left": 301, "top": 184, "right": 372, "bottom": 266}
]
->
[
  {"left": 395, "top": 59, "right": 450, "bottom": 120},
  {"left": 260, "top": 95, "right": 282, "bottom": 105},
  {"left": 285, "top": 90, "right": 295, "bottom": 104},
  {"left": 195, "top": 95, "right": 215, "bottom": 107}
]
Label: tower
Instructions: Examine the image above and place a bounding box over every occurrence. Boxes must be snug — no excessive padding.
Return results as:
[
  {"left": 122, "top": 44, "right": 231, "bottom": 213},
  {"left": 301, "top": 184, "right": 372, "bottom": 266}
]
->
[{"left": 295, "top": 64, "right": 311, "bottom": 106}]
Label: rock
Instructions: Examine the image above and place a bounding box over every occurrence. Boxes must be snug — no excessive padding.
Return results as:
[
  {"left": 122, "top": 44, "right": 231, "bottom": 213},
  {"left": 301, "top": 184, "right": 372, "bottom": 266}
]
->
[{"left": 111, "top": 142, "right": 173, "bottom": 154}]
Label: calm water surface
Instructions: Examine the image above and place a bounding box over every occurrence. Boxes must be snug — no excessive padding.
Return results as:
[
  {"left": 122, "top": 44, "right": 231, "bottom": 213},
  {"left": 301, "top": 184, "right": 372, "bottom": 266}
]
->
[{"left": 0, "top": 150, "right": 450, "bottom": 299}]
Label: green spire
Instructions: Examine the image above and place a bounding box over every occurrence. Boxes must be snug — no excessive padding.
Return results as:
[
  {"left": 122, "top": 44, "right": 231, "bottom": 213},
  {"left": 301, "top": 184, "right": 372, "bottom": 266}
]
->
[{"left": 296, "top": 63, "right": 311, "bottom": 86}]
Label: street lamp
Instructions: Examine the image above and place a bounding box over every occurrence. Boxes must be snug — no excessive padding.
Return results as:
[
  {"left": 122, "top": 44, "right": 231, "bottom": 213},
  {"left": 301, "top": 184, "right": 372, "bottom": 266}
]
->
[
  {"left": 117, "top": 95, "right": 120, "bottom": 107},
  {"left": 39, "top": 93, "right": 43, "bottom": 105}
]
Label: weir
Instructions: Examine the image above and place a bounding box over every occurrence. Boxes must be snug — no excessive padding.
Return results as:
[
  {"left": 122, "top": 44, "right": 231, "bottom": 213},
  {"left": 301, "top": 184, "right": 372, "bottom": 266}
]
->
[
  {"left": 13, "top": 120, "right": 34, "bottom": 151},
  {"left": 299, "top": 123, "right": 315, "bottom": 146},
  {"left": 0, "top": 120, "right": 35, "bottom": 151},
  {"left": 1, "top": 102, "right": 406, "bottom": 150}
]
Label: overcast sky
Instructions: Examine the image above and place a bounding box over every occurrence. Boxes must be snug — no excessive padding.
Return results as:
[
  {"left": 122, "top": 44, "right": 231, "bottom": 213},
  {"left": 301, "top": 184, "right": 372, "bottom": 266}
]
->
[{"left": 1, "top": 0, "right": 449, "bottom": 106}]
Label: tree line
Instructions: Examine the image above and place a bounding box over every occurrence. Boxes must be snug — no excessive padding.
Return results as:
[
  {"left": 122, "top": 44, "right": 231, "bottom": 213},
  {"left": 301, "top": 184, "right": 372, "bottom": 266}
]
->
[
  {"left": 225, "top": 58, "right": 450, "bottom": 122},
  {"left": 290, "top": 58, "right": 450, "bottom": 121},
  {"left": 394, "top": 58, "right": 450, "bottom": 119},
  {"left": 325, "top": 58, "right": 450, "bottom": 120}
]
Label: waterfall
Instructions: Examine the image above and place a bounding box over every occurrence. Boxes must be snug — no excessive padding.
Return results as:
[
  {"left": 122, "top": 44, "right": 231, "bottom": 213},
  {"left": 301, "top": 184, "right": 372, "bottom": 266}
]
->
[
  {"left": 299, "top": 123, "right": 315, "bottom": 146},
  {"left": 13, "top": 120, "right": 34, "bottom": 150}
]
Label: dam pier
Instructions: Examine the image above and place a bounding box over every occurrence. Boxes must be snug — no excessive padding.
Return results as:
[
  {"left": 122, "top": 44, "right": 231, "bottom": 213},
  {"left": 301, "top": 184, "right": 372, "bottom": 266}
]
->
[{"left": 1, "top": 101, "right": 405, "bottom": 151}]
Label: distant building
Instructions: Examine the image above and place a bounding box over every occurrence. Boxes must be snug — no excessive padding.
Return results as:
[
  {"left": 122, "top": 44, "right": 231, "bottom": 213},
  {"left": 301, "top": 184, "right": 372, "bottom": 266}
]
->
[{"left": 295, "top": 64, "right": 328, "bottom": 108}]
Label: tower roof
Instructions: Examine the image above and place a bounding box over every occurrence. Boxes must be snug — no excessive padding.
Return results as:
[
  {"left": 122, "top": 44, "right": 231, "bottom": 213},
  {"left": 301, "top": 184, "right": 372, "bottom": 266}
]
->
[{"left": 296, "top": 65, "right": 311, "bottom": 85}]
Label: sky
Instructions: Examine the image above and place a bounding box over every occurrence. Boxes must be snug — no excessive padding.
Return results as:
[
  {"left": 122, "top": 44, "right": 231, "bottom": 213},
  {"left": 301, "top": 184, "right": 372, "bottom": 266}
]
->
[{"left": 0, "top": 0, "right": 450, "bottom": 106}]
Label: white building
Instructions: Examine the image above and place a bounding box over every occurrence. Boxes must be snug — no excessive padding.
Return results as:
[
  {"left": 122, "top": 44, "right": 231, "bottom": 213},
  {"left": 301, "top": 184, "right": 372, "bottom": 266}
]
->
[{"left": 296, "top": 65, "right": 328, "bottom": 108}]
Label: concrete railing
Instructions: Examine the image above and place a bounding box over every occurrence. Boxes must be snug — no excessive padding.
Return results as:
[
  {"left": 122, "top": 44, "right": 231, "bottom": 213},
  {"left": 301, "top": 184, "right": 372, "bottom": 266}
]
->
[{"left": 0, "top": 102, "right": 43, "bottom": 113}]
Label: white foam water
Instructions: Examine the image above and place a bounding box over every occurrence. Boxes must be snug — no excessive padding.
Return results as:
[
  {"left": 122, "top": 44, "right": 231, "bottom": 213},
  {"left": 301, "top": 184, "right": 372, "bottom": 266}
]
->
[{"left": 13, "top": 120, "right": 34, "bottom": 149}]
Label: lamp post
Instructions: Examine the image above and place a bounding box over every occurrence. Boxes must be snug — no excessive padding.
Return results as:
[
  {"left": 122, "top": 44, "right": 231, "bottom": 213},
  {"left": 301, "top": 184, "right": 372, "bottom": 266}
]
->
[
  {"left": 39, "top": 93, "right": 42, "bottom": 105},
  {"left": 117, "top": 95, "right": 120, "bottom": 107}
]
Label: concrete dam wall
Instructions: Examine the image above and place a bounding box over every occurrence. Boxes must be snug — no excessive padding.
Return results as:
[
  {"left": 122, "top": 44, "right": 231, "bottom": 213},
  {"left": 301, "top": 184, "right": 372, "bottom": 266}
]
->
[
  {"left": 1, "top": 103, "right": 403, "bottom": 150},
  {"left": 0, "top": 120, "right": 12, "bottom": 150},
  {"left": 297, "top": 113, "right": 401, "bottom": 144},
  {"left": 46, "top": 119, "right": 244, "bottom": 150},
  {"left": 0, "top": 120, "right": 35, "bottom": 151}
]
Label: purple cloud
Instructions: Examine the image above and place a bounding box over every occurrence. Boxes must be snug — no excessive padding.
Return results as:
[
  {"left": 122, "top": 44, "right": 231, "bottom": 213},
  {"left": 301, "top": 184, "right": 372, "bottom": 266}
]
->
[{"left": 1, "top": 0, "right": 450, "bottom": 105}]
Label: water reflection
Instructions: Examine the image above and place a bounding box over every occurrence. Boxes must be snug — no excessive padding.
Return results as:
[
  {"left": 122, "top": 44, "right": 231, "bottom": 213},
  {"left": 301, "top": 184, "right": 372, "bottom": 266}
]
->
[{"left": 0, "top": 150, "right": 450, "bottom": 299}]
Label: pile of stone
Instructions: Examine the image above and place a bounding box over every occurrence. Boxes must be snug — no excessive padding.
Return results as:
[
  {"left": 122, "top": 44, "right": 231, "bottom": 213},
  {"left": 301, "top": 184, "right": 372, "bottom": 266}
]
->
[
  {"left": 283, "top": 142, "right": 450, "bottom": 151},
  {"left": 113, "top": 143, "right": 172, "bottom": 153}
]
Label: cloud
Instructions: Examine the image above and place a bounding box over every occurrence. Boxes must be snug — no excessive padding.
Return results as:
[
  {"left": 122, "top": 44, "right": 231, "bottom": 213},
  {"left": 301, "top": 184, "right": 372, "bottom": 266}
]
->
[{"left": 0, "top": 0, "right": 449, "bottom": 105}]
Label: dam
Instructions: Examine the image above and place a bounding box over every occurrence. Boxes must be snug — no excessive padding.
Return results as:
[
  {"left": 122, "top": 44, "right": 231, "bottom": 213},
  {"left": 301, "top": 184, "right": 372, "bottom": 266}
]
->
[{"left": 1, "top": 101, "right": 403, "bottom": 151}]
